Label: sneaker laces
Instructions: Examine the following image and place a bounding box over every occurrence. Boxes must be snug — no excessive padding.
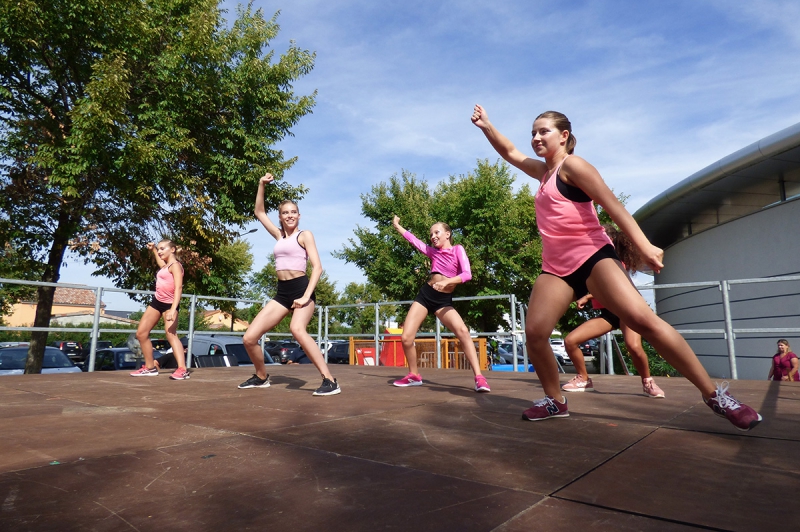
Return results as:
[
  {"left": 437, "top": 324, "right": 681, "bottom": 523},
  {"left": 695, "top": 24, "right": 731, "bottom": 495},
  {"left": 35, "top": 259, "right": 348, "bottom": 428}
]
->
[
  {"left": 532, "top": 396, "right": 555, "bottom": 407},
  {"left": 568, "top": 375, "right": 585, "bottom": 385},
  {"left": 712, "top": 381, "right": 741, "bottom": 411}
]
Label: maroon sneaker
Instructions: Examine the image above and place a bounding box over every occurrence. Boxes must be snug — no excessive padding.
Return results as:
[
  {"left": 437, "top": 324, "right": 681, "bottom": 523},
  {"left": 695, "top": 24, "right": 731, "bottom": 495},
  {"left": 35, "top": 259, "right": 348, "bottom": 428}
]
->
[
  {"left": 522, "top": 396, "right": 569, "bottom": 421},
  {"left": 703, "top": 382, "right": 762, "bottom": 431}
]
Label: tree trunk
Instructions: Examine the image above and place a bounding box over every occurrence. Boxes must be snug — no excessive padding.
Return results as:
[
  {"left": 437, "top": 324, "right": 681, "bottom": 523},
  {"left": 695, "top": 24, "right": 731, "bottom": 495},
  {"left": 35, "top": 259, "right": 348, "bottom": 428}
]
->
[{"left": 25, "top": 211, "right": 74, "bottom": 374}]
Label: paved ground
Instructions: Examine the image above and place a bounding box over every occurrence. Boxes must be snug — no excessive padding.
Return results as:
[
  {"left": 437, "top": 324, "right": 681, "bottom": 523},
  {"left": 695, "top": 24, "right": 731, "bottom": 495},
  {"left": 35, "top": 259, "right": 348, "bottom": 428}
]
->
[{"left": 1, "top": 365, "right": 798, "bottom": 531}]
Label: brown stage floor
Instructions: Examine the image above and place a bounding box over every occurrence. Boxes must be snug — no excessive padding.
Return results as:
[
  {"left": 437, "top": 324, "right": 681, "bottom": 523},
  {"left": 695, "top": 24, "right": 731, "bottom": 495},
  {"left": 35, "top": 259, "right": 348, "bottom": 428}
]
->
[{"left": 1, "top": 365, "right": 798, "bottom": 531}]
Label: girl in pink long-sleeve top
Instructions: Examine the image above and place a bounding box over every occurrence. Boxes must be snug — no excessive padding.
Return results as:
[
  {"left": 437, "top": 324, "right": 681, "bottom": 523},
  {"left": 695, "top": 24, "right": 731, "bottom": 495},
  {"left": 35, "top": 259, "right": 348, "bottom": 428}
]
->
[{"left": 391, "top": 215, "right": 490, "bottom": 392}]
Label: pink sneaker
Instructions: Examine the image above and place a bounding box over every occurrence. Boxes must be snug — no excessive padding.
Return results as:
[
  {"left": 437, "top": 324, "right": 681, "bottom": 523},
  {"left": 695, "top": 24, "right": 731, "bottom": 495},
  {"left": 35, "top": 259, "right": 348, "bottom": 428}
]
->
[
  {"left": 522, "top": 396, "right": 569, "bottom": 421},
  {"left": 703, "top": 382, "right": 762, "bottom": 431},
  {"left": 130, "top": 366, "right": 158, "bottom": 377},
  {"left": 642, "top": 377, "right": 665, "bottom": 398},
  {"left": 562, "top": 375, "right": 594, "bottom": 392},
  {"left": 474, "top": 375, "right": 491, "bottom": 393},
  {"left": 170, "top": 368, "right": 190, "bottom": 380},
  {"left": 393, "top": 373, "right": 423, "bottom": 387}
]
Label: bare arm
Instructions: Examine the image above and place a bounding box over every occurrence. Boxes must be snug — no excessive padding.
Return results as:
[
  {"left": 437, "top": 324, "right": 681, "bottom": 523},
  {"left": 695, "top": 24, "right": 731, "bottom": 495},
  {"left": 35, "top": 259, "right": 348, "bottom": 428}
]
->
[
  {"left": 560, "top": 156, "right": 665, "bottom": 273},
  {"left": 471, "top": 104, "right": 548, "bottom": 180},
  {"left": 254, "top": 173, "right": 282, "bottom": 241},
  {"left": 295, "top": 231, "right": 322, "bottom": 308},
  {"left": 576, "top": 293, "right": 594, "bottom": 309},
  {"left": 165, "top": 263, "right": 183, "bottom": 323},
  {"left": 789, "top": 357, "right": 799, "bottom": 380},
  {"left": 147, "top": 242, "right": 166, "bottom": 268}
]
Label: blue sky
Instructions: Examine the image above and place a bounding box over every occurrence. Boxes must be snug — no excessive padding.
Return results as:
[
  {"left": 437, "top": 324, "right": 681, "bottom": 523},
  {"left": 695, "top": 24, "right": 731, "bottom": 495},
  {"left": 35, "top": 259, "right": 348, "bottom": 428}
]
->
[{"left": 59, "top": 0, "right": 800, "bottom": 310}]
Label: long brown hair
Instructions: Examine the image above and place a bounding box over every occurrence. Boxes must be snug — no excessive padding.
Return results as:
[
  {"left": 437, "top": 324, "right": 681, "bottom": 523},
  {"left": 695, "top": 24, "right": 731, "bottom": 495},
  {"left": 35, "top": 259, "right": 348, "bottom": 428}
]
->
[{"left": 603, "top": 225, "right": 640, "bottom": 273}]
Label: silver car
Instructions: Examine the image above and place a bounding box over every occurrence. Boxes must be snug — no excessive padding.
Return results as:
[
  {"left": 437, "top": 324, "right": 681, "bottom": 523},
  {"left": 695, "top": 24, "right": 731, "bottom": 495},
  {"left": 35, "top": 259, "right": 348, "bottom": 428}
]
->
[{"left": 0, "top": 347, "right": 82, "bottom": 375}]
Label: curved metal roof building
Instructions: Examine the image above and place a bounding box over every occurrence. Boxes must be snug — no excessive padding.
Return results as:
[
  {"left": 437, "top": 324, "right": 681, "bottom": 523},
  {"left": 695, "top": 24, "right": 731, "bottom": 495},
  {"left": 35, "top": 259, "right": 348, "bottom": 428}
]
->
[{"left": 634, "top": 122, "right": 800, "bottom": 249}]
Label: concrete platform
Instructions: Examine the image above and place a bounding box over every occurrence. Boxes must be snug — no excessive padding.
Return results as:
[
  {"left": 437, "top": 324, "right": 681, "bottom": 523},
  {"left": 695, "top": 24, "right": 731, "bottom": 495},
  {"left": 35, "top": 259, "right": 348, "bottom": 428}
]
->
[{"left": 0, "top": 366, "right": 798, "bottom": 531}]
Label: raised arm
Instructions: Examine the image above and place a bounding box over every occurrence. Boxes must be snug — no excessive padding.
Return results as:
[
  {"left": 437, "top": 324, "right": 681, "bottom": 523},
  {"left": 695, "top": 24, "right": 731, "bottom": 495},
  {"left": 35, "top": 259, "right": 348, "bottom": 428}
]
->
[
  {"left": 295, "top": 231, "right": 323, "bottom": 308},
  {"left": 394, "top": 215, "right": 431, "bottom": 257},
  {"left": 147, "top": 242, "right": 166, "bottom": 268},
  {"left": 254, "top": 173, "right": 282, "bottom": 241},
  {"left": 471, "top": 104, "right": 548, "bottom": 180},
  {"left": 560, "top": 156, "right": 665, "bottom": 273}
]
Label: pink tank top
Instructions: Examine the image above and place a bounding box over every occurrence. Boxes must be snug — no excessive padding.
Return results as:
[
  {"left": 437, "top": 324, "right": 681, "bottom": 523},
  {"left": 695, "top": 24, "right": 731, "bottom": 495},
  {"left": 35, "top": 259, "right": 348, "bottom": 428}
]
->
[
  {"left": 274, "top": 230, "right": 308, "bottom": 271},
  {"left": 536, "top": 155, "right": 612, "bottom": 276},
  {"left": 155, "top": 262, "right": 183, "bottom": 303}
]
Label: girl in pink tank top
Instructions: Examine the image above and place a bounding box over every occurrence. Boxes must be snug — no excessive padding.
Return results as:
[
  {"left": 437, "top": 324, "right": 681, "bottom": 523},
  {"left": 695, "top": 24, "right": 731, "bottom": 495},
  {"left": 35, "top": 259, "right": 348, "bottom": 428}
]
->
[
  {"left": 240, "top": 172, "right": 340, "bottom": 397},
  {"left": 472, "top": 104, "right": 761, "bottom": 431},
  {"left": 130, "top": 239, "right": 189, "bottom": 380}
]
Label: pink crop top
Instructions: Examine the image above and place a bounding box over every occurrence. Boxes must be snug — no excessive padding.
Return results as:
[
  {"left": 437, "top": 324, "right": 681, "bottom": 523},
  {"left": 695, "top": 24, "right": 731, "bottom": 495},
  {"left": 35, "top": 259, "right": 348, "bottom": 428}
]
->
[
  {"left": 536, "top": 155, "right": 612, "bottom": 277},
  {"left": 155, "top": 262, "right": 183, "bottom": 304},
  {"left": 403, "top": 231, "right": 472, "bottom": 282},
  {"left": 274, "top": 230, "right": 308, "bottom": 272}
]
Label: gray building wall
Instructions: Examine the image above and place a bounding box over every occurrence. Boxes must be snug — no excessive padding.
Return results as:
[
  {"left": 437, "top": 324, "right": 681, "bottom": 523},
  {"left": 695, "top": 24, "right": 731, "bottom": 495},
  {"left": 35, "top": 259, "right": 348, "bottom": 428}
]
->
[{"left": 654, "top": 198, "right": 800, "bottom": 380}]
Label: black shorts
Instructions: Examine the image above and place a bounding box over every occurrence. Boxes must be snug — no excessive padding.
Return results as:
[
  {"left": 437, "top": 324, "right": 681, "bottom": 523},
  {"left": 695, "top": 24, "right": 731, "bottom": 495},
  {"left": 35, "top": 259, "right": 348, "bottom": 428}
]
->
[
  {"left": 542, "top": 244, "right": 619, "bottom": 300},
  {"left": 149, "top": 297, "right": 179, "bottom": 314},
  {"left": 414, "top": 283, "right": 454, "bottom": 314},
  {"left": 273, "top": 276, "right": 316, "bottom": 310},
  {"left": 599, "top": 308, "right": 621, "bottom": 330}
]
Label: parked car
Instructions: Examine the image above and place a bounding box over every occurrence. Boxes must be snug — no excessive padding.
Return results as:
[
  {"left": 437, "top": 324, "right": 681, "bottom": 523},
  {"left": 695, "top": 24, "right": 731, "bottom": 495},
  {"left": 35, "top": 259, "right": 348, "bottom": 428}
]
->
[
  {"left": 280, "top": 344, "right": 310, "bottom": 364},
  {"left": 81, "top": 348, "right": 138, "bottom": 372},
  {"left": 580, "top": 339, "right": 599, "bottom": 359},
  {"left": 325, "top": 341, "right": 350, "bottom": 364},
  {"left": 550, "top": 337, "right": 571, "bottom": 365},
  {"left": 0, "top": 341, "right": 29, "bottom": 349},
  {"left": 499, "top": 341, "right": 525, "bottom": 363},
  {"left": 50, "top": 340, "right": 83, "bottom": 362},
  {"left": 80, "top": 341, "right": 113, "bottom": 360},
  {"left": 264, "top": 340, "right": 300, "bottom": 359},
  {"left": 496, "top": 346, "right": 524, "bottom": 364},
  {"left": 0, "top": 347, "right": 82, "bottom": 375},
  {"left": 189, "top": 335, "right": 278, "bottom": 365}
]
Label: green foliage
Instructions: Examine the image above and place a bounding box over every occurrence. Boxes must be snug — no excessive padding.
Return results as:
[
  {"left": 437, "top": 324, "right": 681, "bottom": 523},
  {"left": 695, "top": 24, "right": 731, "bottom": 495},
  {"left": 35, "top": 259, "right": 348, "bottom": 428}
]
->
[
  {"left": 598, "top": 335, "right": 680, "bottom": 378},
  {"left": 0, "top": 1, "right": 315, "bottom": 370},
  {"left": 336, "top": 282, "right": 399, "bottom": 334},
  {"left": 335, "top": 160, "right": 540, "bottom": 332},
  {"left": 0, "top": 0, "right": 315, "bottom": 300}
]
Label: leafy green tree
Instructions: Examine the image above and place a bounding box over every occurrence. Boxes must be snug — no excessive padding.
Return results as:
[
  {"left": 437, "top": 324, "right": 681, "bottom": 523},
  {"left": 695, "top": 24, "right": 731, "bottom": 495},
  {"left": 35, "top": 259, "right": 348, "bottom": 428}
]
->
[
  {"left": 0, "top": 1, "right": 315, "bottom": 372},
  {"left": 337, "top": 281, "right": 398, "bottom": 334},
  {"left": 335, "top": 160, "right": 540, "bottom": 332}
]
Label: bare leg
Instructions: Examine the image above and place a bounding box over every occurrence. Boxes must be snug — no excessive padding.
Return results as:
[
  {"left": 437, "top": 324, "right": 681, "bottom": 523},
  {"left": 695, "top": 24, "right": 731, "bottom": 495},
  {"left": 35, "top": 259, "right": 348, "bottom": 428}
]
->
[
  {"left": 435, "top": 306, "right": 483, "bottom": 376},
  {"left": 400, "top": 303, "right": 429, "bottom": 375},
  {"left": 587, "top": 260, "right": 715, "bottom": 398},
  {"left": 564, "top": 317, "right": 613, "bottom": 381},
  {"left": 136, "top": 306, "right": 163, "bottom": 370},
  {"left": 289, "top": 301, "right": 334, "bottom": 380},
  {"left": 242, "top": 301, "right": 290, "bottom": 380},
  {"left": 620, "top": 322, "right": 650, "bottom": 378},
  {"left": 164, "top": 312, "right": 186, "bottom": 370},
  {"left": 525, "top": 274, "right": 575, "bottom": 402}
]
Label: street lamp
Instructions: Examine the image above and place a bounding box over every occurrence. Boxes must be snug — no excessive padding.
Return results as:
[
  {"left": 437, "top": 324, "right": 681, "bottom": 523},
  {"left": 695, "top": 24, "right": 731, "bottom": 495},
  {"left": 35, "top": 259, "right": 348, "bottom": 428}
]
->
[{"left": 236, "top": 228, "right": 258, "bottom": 238}]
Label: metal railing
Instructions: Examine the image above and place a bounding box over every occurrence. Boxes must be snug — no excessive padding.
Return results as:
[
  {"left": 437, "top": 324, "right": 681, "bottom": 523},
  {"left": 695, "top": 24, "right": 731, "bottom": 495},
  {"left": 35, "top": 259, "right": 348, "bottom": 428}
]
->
[{"left": 4, "top": 272, "right": 800, "bottom": 378}]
